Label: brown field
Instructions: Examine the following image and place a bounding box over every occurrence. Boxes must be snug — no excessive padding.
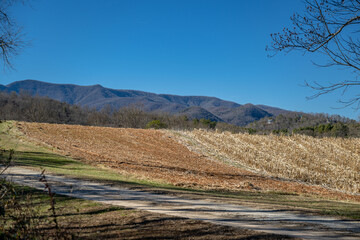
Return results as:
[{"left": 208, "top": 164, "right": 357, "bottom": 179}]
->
[
  {"left": 172, "top": 130, "right": 360, "bottom": 194},
  {"left": 17, "top": 122, "right": 360, "bottom": 201}
]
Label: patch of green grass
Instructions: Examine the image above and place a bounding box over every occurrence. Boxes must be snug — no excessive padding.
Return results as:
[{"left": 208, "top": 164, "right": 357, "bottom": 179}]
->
[
  {"left": 7, "top": 184, "right": 125, "bottom": 220},
  {"left": 3, "top": 149, "right": 173, "bottom": 189},
  {"left": 0, "top": 121, "right": 50, "bottom": 152},
  {"left": 1, "top": 184, "right": 125, "bottom": 239},
  {"left": 1, "top": 121, "right": 360, "bottom": 220}
]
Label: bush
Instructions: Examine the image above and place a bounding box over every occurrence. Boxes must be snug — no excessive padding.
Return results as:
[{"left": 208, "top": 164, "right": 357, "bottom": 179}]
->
[
  {"left": 331, "top": 123, "right": 349, "bottom": 137},
  {"left": 146, "top": 120, "right": 167, "bottom": 129},
  {"left": 247, "top": 128, "right": 257, "bottom": 134},
  {"left": 199, "top": 119, "right": 217, "bottom": 129}
]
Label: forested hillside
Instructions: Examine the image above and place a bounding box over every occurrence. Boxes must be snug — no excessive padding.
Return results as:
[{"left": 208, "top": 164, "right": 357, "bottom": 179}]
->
[
  {"left": 0, "top": 92, "right": 218, "bottom": 130},
  {"left": 0, "top": 80, "right": 292, "bottom": 126},
  {"left": 247, "top": 112, "right": 360, "bottom": 137},
  {"left": 1, "top": 91, "right": 359, "bottom": 137}
]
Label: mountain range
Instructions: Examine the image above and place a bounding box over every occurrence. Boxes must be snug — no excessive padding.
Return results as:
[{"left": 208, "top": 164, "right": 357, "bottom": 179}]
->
[{"left": 0, "top": 80, "right": 291, "bottom": 126}]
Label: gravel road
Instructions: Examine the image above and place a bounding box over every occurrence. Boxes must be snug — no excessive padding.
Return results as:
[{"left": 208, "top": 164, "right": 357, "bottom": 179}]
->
[{"left": 2, "top": 167, "right": 360, "bottom": 240}]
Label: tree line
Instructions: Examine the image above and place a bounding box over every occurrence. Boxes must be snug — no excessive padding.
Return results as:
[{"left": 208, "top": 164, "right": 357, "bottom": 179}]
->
[
  {"left": 1, "top": 91, "right": 359, "bottom": 137},
  {"left": 246, "top": 112, "right": 360, "bottom": 138},
  {"left": 0, "top": 91, "right": 218, "bottom": 130}
]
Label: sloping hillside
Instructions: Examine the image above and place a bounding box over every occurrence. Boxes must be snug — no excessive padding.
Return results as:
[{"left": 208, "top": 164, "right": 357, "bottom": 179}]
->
[
  {"left": 17, "top": 121, "right": 360, "bottom": 201},
  {"left": 1, "top": 80, "right": 293, "bottom": 126},
  {"left": 178, "top": 106, "right": 224, "bottom": 122},
  {"left": 256, "top": 104, "right": 292, "bottom": 116},
  {"left": 219, "top": 104, "right": 273, "bottom": 126},
  {"left": 173, "top": 129, "right": 360, "bottom": 194},
  {"left": 2, "top": 80, "right": 240, "bottom": 112}
]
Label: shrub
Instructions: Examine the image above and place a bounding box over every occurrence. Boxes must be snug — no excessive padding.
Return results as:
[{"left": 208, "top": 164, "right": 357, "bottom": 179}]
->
[
  {"left": 247, "top": 128, "right": 257, "bottom": 134},
  {"left": 199, "top": 119, "right": 217, "bottom": 129},
  {"left": 331, "top": 122, "right": 349, "bottom": 137},
  {"left": 146, "top": 120, "right": 167, "bottom": 129}
]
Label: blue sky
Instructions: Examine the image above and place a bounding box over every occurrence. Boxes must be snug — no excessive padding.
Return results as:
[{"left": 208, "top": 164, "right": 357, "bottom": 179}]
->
[{"left": 2, "top": 0, "right": 360, "bottom": 119}]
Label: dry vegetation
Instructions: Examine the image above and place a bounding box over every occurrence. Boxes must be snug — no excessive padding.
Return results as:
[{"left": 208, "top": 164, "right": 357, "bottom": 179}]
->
[
  {"left": 16, "top": 122, "right": 360, "bottom": 202},
  {"left": 171, "top": 130, "right": 360, "bottom": 194}
]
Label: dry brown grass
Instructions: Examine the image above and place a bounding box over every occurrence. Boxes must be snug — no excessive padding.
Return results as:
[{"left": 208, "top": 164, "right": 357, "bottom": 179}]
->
[
  {"left": 15, "top": 122, "right": 360, "bottom": 201},
  {"left": 171, "top": 129, "right": 360, "bottom": 194}
]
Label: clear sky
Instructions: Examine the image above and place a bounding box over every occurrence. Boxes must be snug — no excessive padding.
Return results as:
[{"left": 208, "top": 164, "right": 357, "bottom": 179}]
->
[{"left": 2, "top": 0, "right": 360, "bottom": 119}]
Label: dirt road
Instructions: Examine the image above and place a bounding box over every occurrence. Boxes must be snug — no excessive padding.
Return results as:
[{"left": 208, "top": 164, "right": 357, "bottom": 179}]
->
[{"left": 2, "top": 167, "right": 359, "bottom": 240}]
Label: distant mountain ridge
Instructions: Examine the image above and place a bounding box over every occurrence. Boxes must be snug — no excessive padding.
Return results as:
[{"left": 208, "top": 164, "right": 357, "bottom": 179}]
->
[
  {"left": 0, "top": 80, "right": 292, "bottom": 126},
  {"left": 178, "top": 106, "right": 224, "bottom": 122}
]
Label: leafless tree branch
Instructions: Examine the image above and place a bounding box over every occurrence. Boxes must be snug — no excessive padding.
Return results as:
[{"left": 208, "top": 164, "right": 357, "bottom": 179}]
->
[
  {"left": 0, "top": 0, "right": 27, "bottom": 69},
  {"left": 267, "top": 0, "right": 360, "bottom": 107}
]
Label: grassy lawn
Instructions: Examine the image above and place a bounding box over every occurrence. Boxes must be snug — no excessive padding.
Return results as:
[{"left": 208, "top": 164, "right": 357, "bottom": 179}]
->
[
  {"left": 1, "top": 121, "right": 360, "bottom": 220},
  {"left": 2, "top": 185, "right": 297, "bottom": 240},
  {"left": 1, "top": 184, "right": 124, "bottom": 239}
]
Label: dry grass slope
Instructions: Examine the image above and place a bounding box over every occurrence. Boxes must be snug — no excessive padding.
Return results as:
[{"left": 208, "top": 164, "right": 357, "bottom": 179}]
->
[
  {"left": 15, "top": 122, "right": 360, "bottom": 201},
  {"left": 173, "top": 129, "right": 360, "bottom": 194}
]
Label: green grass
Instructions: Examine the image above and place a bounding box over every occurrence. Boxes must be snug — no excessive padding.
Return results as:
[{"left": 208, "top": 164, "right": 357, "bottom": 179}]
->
[
  {"left": 12, "top": 184, "right": 125, "bottom": 219},
  {"left": 13, "top": 150, "right": 177, "bottom": 188},
  {"left": 1, "top": 121, "right": 360, "bottom": 220},
  {"left": 8, "top": 184, "right": 102, "bottom": 211},
  {"left": 1, "top": 184, "right": 125, "bottom": 239}
]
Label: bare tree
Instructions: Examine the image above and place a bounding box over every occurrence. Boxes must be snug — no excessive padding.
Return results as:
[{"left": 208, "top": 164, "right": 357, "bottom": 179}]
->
[
  {"left": 0, "top": 0, "right": 26, "bottom": 69},
  {"left": 267, "top": 0, "right": 360, "bottom": 108}
]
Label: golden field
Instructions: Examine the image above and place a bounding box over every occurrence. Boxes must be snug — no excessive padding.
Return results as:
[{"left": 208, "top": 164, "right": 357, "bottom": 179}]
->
[{"left": 171, "top": 129, "right": 360, "bottom": 194}]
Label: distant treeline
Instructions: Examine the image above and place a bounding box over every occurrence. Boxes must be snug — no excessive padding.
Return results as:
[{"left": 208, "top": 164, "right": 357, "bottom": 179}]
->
[
  {"left": 1, "top": 91, "right": 359, "bottom": 137},
  {"left": 246, "top": 112, "right": 360, "bottom": 138},
  {"left": 0, "top": 91, "right": 220, "bottom": 130}
]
